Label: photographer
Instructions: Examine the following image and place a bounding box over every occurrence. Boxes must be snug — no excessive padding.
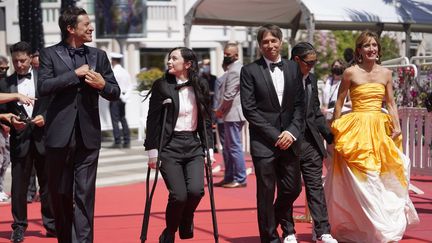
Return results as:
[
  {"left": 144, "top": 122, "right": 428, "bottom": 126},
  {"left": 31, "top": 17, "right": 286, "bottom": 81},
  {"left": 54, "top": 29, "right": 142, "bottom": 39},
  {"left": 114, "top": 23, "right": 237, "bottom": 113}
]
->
[{"left": 0, "top": 41, "right": 55, "bottom": 242}]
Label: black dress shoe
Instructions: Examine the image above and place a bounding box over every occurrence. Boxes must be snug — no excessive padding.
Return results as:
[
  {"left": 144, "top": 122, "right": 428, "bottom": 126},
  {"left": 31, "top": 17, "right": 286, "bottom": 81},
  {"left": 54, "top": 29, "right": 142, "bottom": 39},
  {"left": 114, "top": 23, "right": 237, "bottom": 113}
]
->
[
  {"left": 11, "top": 227, "right": 25, "bottom": 242},
  {"left": 159, "top": 229, "right": 174, "bottom": 243},
  {"left": 213, "top": 180, "right": 229, "bottom": 187},
  {"left": 122, "top": 143, "right": 131, "bottom": 149},
  {"left": 179, "top": 218, "right": 194, "bottom": 239},
  {"left": 222, "top": 181, "right": 247, "bottom": 188}
]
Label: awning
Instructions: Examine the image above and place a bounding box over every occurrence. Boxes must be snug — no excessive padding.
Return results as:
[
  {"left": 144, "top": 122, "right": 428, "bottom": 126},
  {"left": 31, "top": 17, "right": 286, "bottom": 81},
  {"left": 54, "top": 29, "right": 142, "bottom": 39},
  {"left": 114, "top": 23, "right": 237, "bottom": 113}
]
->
[{"left": 184, "top": 0, "right": 432, "bottom": 56}]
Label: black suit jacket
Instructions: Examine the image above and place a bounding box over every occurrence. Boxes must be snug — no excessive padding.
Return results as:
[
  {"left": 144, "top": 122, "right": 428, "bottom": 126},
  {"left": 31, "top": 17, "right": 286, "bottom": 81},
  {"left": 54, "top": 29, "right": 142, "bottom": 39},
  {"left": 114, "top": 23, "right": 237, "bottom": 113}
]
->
[
  {"left": 0, "top": 70, "right": 50, "bottom": 158},
  {"left": 240, "top": 57, "right": 305, "bottom": 157},
  {"left": 144, "top": 76, "right": 214, "bottom": 152},
  {"left": 304, "top": 74, "right": 333, "bottom": 157},
  {"left": 38, "top": 42, "right": 120, "bottom": 149}
]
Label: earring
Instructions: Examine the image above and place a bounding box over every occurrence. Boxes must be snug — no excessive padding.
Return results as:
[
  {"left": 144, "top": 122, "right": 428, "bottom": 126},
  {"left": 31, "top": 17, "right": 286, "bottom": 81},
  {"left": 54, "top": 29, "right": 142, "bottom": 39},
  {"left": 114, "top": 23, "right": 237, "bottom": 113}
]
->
[{"left": 358, "top": 54, "right": 363, "bottom": 63}]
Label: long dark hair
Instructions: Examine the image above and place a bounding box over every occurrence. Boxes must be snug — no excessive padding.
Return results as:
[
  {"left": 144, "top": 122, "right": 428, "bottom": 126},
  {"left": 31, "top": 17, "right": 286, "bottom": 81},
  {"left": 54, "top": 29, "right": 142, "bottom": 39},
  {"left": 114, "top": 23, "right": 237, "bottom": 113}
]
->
[{"left": 167, "top": 47, "right": 211, "bottom": 118}]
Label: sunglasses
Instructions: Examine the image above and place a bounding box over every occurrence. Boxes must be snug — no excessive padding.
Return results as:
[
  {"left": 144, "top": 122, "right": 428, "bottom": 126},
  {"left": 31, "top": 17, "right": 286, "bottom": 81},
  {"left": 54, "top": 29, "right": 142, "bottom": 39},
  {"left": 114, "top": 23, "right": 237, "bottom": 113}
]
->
[
  {"left": 0, "top": 67, "right": 9, "bottom": 71},
  {"left": 300, "top": 57, "right": 317, "bottom": 67}
]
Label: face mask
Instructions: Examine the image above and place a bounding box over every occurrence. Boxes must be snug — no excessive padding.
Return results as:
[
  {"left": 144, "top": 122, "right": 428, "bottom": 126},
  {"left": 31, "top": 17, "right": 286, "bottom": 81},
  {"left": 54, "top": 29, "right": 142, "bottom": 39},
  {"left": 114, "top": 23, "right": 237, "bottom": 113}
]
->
[
  {"left": 331, "top": 66, "right": 344, "bottom": 76},
  {"left": 200, "top": 65, "right": 210, "bottom": 74},
  {"left": 223, "top": 56, "right": 235, "bottom": 66}
]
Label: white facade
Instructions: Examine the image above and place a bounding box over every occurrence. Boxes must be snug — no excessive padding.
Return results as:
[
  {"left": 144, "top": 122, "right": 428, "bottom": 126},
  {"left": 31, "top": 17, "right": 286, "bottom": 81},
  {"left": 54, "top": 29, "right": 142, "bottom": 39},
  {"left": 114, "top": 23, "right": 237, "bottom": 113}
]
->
[
  {"left": 0, "top": 0, "right": 250, "bottom": 79},
  {"left": 1, "top": 0, "right": 430, "bottom": 78}
]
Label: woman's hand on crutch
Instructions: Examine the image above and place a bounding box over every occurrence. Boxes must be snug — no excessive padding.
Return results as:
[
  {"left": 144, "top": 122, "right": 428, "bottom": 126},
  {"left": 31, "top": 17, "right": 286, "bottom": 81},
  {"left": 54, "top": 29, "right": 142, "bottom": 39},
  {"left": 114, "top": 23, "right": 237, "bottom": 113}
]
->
[{"left": 148, "top": 157, "right": 158, "bottom": 169}]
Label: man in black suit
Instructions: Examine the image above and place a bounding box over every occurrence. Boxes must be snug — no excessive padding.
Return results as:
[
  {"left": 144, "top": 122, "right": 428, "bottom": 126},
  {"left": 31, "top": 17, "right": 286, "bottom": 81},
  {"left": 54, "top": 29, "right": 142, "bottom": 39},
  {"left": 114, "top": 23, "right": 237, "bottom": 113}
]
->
[
  {"left": 0, "top": 41, "right": 55, "bottom": 242},
  {"left": 291, "top": 42, "right": 337, "bottom": 243},
  {"left": 38, "top": 7, "right": 120, "bottom": 243},
  {"left": 240, "top": 24, "right": 305, "bottom": 243}
]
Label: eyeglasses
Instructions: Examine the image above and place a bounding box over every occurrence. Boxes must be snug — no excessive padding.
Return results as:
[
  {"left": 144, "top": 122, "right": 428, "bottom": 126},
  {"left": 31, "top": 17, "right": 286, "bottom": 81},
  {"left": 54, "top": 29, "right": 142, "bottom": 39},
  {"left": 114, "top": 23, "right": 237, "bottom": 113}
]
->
[
  {"left": 300, "top": 57, "right": 317, "bottom": 67},
  {"left": 0, "top": 67, "right": 9, "bottom": 71}
]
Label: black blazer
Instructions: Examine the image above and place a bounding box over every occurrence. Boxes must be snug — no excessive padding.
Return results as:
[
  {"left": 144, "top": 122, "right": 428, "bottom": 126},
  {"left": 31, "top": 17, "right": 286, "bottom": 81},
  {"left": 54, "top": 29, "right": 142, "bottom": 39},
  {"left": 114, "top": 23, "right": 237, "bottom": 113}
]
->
[
  {"left": 144, "top": 76, "right": 214, "bottom": 152},
  {"left": 38, "top": 42, "right": 120, "bottom": 149},
  {"left": 304, "top": 74, "right": 333, "bottom": 157},
  {"left": 240, "top": 57, "right": 305, "bottom": 157},
  {"left": 0, "top": 70, "right": 50, "bottom": 158}
]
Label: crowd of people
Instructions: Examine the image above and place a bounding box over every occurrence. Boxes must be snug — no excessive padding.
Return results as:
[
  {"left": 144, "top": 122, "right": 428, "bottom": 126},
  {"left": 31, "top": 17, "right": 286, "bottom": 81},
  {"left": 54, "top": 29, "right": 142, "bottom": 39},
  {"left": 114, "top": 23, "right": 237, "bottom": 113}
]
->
[{"left": 0, "top": 5, "right": 420, "bottom": 243}]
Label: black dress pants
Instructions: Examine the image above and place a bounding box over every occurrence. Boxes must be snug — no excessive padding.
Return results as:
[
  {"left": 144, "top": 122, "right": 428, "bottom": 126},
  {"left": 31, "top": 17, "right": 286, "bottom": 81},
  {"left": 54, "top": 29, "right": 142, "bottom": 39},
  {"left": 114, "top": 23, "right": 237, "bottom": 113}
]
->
[
  {"left": 299, "top": 132, "right": 331, "bottom": 238},
  {"left": 252, "top": 151, "right": 302, "bottom": 243},
  {"left": 46, "top": 125, "right": 99, "bottom": 243},
  {"left": 11, "top": 142, "right": 55, "bottom": 232},
  {"left": 109, "top": 100, "right": 130, "bottom": 145},
  {"left": 159, "top": 131, "right": 205, "bottom": 237}
]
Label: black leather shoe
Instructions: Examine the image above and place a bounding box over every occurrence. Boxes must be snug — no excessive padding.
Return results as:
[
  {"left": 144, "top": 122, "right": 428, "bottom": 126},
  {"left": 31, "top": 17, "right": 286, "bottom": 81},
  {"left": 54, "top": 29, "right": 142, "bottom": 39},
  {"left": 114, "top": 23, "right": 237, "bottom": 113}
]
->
[
  {"left": 159, "top": 229, "right": 174, "bottom": 243},
  {"left": 122, "top": 143, "right": 131, "bottom": 149},
  {"left": 179, "top": 218, "right": 194, "bottom": 239},
  {"left": 11, "top": 227, "right": 25, "bottom": 242}
]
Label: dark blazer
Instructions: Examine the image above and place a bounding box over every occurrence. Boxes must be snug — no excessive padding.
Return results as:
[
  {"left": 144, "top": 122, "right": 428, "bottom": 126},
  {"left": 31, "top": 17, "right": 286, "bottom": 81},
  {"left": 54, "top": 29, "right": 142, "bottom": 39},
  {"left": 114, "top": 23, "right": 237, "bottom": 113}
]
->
[
  {"left": 304, "top": 73, "right": 333, "bottom": 157},
  {"left": 240, "top": 57, "right": 305, "bottom": 157},
  {"left": 38, "top": 42, "right": 120, "bottom": 149},
  {"left": 144, "top": 76, "right": 214, "bottom": 152},
  {"left": 0, "top": 69, "right": 50, "bottom": 158}
]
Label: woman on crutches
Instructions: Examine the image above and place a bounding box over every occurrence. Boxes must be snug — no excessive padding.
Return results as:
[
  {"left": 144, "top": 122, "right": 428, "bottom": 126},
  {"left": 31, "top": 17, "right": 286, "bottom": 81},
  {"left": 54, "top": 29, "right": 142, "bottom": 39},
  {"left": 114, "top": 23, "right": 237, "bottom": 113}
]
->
[{"left": 144, "top": 47, "right": 214, "bottom": 243}]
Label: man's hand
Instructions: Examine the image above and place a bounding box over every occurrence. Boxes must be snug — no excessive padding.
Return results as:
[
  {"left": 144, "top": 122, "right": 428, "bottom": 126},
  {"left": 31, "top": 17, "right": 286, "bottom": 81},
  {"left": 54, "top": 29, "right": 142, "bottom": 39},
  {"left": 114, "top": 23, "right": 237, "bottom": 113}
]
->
[
  {"left": 11, "top": 116, "right": 27, "bottom": 131},
  {"left": 75, "top": 64, "right": 90, "bottom": 78},
  {"left": 17, "top": 93, "right": 36, "bottom": 106},
  {"left": 274, "top": 131, "right": 294, "bottom": 150},
  {"left": 148, "top": 157, "right": 158, "bottom": 169},
  {"left": 85, "top": 70, "right": 106, "bottom": 90},
  {"left": 0, "top": 113, "right": 18, "bottom": 124},
  {"left": 31, "top": 115, "right": 45, "bottom": 127}
]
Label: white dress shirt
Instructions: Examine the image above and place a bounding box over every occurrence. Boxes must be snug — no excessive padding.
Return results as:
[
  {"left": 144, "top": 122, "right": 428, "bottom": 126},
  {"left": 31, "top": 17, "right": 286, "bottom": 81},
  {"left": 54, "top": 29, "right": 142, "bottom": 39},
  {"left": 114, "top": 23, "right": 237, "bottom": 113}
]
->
[
  {"left": 263, "top": 56, "right": 297, "bottom": 141},
  {"left": 112, "top": 64, "right": 134, "bottom": 103},
  {"left": 264, "top": 56, "right": 284, "bottom": 105},
  {"left": 148, "top": 79, "right": 214, "bottom": 160},
  {"left": 17, "top": 68, "right": 35, "bottom": 117},
  {"left": 174, "top": 79, "right": 198, "bottom": 131}
]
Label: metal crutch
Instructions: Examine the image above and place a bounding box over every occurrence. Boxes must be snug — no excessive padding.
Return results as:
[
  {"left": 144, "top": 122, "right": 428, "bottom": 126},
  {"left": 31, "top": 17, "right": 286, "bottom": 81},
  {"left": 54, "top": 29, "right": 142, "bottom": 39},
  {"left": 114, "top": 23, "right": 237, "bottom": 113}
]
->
[
  {"left": 140, "top": 98, "right": 172, "bottom": 243},
  {"left": 201, "top": 114, "right": 219, "bottom": 243}
]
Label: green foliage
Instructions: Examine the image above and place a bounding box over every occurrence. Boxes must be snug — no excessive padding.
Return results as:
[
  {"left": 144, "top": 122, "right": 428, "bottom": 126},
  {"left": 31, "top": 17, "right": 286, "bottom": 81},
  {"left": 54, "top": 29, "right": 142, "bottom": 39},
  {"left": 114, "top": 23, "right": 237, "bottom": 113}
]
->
[
  {"left": 302, "top": 30, "right": 400, "bottom": 80},
  {"left": 136, "top": 67, "right": 164, "bottom": 91},
  {"left": 380, "top": 35, "right": 400, "bottom": 61}
]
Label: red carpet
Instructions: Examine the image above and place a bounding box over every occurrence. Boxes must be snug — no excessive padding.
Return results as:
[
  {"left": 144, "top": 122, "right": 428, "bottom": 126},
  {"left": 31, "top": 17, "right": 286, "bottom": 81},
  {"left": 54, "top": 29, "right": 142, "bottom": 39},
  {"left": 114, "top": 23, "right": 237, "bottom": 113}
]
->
[{"left": 1, "top": 156, "right": 431, "bottom": 243}]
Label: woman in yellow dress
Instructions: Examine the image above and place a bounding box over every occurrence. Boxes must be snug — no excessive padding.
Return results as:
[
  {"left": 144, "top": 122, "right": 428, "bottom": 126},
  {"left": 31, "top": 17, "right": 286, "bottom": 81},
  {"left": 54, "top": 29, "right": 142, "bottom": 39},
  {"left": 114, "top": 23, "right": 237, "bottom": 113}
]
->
[{"left": 324, "top": 30, "right": 419, "bottom": 243}]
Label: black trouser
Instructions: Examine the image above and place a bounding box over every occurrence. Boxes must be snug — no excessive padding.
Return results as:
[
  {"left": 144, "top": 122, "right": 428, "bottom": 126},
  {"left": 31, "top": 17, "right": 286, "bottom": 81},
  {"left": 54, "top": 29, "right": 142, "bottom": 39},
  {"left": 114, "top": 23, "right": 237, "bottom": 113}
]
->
[
  {"left": 11, "top": 142, "right": 55, "bottom": 232},
  {"left": 299, "top": 131, "right": 331, "bottom": 238},
  {"left": 252, "top": 151, "right": 302, "bottom": 243},
  {"left": 27, "top": 166, "right": 37, "bottom": 200},
  {"left": 159, "top": 131, "right": 205, "bottom": 236},
  {"left": 109, "top": 100, "right": 130, "bottom": 145},
  {"left": 46, "top": 125, "right": 99, "bottom": 243}
]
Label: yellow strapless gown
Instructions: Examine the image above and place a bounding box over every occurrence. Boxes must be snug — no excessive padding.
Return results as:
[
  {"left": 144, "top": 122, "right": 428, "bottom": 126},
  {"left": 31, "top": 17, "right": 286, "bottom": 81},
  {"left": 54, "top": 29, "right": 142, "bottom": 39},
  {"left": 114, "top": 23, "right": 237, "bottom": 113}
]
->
[{"left": 324, "top": 83, "right": 419, "bottom": 243}]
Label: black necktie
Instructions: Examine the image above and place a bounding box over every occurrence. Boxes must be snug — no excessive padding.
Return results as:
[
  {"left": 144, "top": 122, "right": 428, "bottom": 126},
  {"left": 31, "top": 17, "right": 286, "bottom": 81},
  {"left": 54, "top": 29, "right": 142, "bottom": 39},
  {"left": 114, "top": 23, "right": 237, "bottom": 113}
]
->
[
  {"left": 17, "top": 72, "right": 31, "bottom": 80},
  {"left": 270, "top": 61, "right": 283, "bottom": 72},
  {"left": 175, "top": 81, "right": 192, "bottom": 90},
  {"left": 68, "top": 47, "right": 86, "bottom": 58}
]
